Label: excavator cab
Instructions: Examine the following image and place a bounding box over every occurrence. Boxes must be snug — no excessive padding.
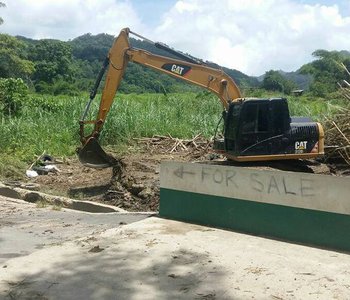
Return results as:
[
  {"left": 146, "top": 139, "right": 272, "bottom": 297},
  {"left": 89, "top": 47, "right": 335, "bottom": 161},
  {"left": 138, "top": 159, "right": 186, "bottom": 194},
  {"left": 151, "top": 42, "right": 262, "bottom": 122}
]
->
[{"left": 214, "top": 98, "right": 323, "bottom": 161}]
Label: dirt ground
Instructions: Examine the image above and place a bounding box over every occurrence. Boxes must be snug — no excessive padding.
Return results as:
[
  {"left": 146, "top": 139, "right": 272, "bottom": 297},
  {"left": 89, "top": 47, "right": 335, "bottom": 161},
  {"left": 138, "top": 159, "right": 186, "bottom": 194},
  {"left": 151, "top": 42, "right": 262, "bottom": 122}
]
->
[{"left": 23, "top": 138, "right": 350, "bottom": 212}]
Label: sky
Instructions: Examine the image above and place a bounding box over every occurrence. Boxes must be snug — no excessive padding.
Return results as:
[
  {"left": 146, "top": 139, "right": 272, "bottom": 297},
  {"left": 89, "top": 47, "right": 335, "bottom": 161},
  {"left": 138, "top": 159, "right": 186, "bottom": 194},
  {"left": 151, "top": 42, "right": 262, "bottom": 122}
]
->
[{"left": 1, "top": 0, "right": 350, "bottom": 76}]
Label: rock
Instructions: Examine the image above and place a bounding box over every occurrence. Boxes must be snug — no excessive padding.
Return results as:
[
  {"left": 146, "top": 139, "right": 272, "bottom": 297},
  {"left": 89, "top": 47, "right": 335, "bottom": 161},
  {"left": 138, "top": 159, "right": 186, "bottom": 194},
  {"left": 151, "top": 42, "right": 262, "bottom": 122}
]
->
[
  {"left": 24, "top": 192, "right": 44, "bottom": 203},
  {"left": 88, "top": 245, "right": 104, "bottom": 253},
  {"left": 130, "top": 183, "right": 145, "bottom": 195},
  {"left": 122, "top": 176, "right": 135, "bottom": 189},
  {"left": 21, "top": 183, "right": 40, "bottom": 191},
  {"left": 53, "top": 198, "right": 63, "bottom": 206},
  {"left": 3, "top": 181, "right": 21, "bottom": 188},
  {"left": 138, "top": 187, "right": 153, "bottom": 199},
  {"left": 132, "top": 161, "right": 154, "bottom": 172},
  {"left": 0, "top": 187, "right": 21, "bottom": 199},
  {"left": 111, "top": 181, "right": 124, "bottom": 191},
  {"left": 121, "top": 201, "right": 132, "bottom": 209}
]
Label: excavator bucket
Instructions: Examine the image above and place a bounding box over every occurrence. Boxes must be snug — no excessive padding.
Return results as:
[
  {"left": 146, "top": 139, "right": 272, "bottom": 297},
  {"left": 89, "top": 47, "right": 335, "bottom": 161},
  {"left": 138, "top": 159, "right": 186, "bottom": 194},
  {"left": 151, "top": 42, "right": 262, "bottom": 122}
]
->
[{"left": 78, "top": 137, "right": 113, "bottom": 169}]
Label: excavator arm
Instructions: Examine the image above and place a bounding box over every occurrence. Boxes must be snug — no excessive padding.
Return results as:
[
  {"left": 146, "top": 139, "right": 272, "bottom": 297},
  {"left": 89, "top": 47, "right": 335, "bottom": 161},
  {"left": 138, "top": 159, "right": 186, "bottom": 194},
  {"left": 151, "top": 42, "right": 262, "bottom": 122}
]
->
[{"left": 78, "top": 28, "right": 241, "bottom": 168}]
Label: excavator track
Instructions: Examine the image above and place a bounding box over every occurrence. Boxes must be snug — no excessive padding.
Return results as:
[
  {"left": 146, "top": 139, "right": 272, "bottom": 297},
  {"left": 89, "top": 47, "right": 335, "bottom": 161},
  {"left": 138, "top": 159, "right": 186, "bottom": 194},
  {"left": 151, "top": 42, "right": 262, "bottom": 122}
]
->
[{"left": 198, "top": 157, "right": 333, "bottom": 176}]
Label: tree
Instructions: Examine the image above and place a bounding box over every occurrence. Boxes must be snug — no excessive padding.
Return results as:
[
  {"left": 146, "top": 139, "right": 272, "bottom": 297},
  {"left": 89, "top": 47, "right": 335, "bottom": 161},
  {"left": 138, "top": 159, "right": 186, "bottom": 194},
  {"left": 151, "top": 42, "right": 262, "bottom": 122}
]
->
[
  {"left": 70, "top": 33, "right": 114, "bottom": 62},
  {"left": 261, "top": 70, "right": 296, "bottom": 94},
  {"left": 29, "top": 39, "right": 74, "bottom": 84},
  {"left": 0, "top": 1, "right": 5, "bottom": 25},
  {"left": 0, "top": 34, "right": 34, "bottom": 79},
  {"left": 0, "top": 78, "right": 28, "bottom": 115},
  {"left": 68, "top": 32, "right": 259, "bottom": 94},
  {"left": 299, "top": 49, "right": 350, "bottom": 97}
]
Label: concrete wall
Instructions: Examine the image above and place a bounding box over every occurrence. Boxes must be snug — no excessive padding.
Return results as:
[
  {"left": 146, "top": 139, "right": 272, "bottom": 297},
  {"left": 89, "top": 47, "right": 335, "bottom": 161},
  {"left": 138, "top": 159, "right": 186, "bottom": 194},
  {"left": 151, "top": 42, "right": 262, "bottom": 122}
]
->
[{"left": 159, "top": 161, "right": 350, "bottom": 252}]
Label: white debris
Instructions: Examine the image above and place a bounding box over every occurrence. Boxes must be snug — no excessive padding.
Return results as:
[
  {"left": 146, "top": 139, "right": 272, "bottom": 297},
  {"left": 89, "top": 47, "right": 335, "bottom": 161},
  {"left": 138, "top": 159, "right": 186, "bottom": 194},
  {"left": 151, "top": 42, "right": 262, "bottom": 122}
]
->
[
  {"left": 44, "top": 165, "right": 60, "bottom": 172},
  {"left": 26, "top": 170, "right": 39, "bottom": 178}
]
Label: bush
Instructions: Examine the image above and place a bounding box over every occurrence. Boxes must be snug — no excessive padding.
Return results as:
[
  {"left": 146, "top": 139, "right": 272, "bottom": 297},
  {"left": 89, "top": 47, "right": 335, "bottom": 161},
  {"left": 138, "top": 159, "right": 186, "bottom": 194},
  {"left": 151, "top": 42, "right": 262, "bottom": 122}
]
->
[
  {"left": 52, "top": 80, "right": 79, "bottom": 96},
  {"left": 34, "top": 81, "right": 53, "bottom": 94},
  {"left": 35, "top": 79, "right": 80, "bottom": 96},
  {"left": 26, "top": 94, "right": 65, "bottom": 112},
  {"left": 261, "top": 70, "right": 296, "bottom": 95},
  {"left": 0, "top": 78, "right": 28, "bottom": 115},
  {"left": 309, "top": 81, "right": 332, "bottom": 98}
]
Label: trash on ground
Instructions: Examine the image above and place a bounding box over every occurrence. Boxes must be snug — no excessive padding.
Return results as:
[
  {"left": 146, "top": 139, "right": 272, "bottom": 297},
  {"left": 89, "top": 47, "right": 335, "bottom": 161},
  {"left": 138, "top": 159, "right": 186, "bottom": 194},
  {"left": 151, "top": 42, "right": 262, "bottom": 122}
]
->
[
  {"left": 26, "top": 152, "right": 60, "bottom": 177},
  {"left": 26, "top": 170, "right": 39, "bottom": 178}
]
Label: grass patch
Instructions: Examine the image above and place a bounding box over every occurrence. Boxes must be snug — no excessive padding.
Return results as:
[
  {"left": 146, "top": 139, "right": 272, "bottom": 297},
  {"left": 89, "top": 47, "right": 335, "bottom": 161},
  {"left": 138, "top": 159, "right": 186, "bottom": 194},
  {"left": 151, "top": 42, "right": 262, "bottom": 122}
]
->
[
  {"left": 36, "top": 199, "right": 48, "bottom": 208},
  {"left": 52, "top": 204, "right": 62, "bottom": 211},
  {"left": 0, "top": 153, "right": 27, "bottom": 179}
]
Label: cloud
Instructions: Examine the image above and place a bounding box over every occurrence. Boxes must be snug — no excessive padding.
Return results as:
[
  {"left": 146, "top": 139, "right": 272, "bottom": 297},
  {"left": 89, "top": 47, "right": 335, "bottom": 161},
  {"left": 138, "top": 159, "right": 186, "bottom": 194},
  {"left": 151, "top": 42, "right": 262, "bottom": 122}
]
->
[
  {"left": 1, "top": 0, "right": 350, "bottom": 75},
  {"left": 154, "top": 0, "right": 350, "bottom": 75},
  {"left": 0, "top": 0, "right": 144, "bottom": 40}
]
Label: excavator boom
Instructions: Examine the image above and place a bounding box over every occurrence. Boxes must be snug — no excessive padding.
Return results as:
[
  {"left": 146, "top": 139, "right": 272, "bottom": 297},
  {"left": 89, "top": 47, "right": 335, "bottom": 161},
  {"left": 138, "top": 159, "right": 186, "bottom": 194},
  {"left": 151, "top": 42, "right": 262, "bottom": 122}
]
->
[{"left": 78, "top": 28, "right": 241, "bottom": 168}]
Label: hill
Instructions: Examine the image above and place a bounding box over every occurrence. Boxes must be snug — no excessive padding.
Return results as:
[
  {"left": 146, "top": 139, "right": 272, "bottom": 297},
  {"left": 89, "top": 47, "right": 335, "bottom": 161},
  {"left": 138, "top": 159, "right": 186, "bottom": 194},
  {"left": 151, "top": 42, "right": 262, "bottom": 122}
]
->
[
  {"left": 68, "top": 33, "right": 259, "bottom": 92},
  {"left": 257, "top": 70, "right": 312, "bottom": 90}
]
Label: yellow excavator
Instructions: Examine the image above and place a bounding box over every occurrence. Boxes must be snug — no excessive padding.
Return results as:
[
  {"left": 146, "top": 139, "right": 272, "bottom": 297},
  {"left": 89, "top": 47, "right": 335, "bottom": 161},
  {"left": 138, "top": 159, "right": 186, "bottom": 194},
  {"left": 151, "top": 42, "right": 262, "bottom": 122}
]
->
[{"left": 78, "top": 28, "right": 324, "bottom": 168}]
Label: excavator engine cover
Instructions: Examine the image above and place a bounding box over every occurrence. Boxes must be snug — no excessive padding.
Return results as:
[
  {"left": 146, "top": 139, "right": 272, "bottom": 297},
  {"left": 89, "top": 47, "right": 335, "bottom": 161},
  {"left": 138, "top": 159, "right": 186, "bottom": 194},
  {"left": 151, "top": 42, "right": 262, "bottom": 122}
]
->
[{"left": 78, "top": 137, "right": 113, "bottom": 168}]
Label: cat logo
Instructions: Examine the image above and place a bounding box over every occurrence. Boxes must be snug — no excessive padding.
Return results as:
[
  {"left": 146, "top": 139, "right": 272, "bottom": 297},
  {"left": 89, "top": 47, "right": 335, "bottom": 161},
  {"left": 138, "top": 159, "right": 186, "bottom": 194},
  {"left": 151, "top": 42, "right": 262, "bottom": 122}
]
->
[
  {"left": 171, "top": 64, "right": 185, "bottom": 75},
  {"left": 161, "top": 63, "right": 191, "bottom": 76},
  {"left": 295, "top": 141, "right": 307, "bottom": 150}
]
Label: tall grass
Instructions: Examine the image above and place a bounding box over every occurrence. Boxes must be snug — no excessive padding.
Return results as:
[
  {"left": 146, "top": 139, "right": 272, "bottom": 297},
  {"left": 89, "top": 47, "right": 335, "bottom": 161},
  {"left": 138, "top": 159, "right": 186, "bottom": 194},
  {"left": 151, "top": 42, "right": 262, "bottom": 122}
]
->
[
  {"left": 102, "top": 93, "right": 222, "bottom": 144},
  {"left": 0, "top": 92, "right": 223, "bottom": 165},
  {"left": 0, "top": 94, "right": 84, "bottom": 161},
  {"left": 287, "top": 95, "right": 345, "bottom": 121}
]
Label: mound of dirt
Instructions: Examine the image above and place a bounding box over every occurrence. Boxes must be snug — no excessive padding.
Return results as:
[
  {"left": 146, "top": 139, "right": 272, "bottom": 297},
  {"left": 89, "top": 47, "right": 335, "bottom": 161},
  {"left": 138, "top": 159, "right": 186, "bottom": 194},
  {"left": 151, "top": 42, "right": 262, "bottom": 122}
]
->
[{"left": 29, "top": 137, "right": 210, "bottom": 212}]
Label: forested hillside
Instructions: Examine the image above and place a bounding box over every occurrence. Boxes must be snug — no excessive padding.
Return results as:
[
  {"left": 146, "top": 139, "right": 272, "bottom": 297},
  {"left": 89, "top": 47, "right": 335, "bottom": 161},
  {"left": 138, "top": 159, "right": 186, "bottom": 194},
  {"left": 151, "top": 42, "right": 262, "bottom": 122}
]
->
[
  {"left": 4, "top": 33, "right": 256, "bottom": 95},
  {"left": 1, "top": 31, "right": 350, "bottom": 97}
]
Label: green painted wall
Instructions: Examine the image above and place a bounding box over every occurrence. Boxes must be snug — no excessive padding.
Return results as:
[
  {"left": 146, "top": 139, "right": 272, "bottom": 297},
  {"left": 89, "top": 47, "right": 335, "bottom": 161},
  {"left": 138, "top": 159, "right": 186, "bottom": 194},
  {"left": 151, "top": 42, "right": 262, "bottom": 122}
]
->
[{"left": 160, "top": 188, "right": 350, "bottom": 252}]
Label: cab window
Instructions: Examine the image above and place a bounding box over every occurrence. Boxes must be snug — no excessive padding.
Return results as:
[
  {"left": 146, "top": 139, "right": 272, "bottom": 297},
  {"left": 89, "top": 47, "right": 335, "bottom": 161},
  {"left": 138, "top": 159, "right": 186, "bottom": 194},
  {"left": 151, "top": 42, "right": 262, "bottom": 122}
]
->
[{"left": 241, "top": 103, "right": 269, "bottom": 133}]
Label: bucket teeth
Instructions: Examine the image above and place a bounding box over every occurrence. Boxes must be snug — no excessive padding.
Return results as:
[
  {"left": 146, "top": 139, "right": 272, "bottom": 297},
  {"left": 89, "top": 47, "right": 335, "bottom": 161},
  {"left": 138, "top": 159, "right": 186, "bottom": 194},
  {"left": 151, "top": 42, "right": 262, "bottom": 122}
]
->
[{"left": 78, "top": 137, "right": 113, "bottom": 169}]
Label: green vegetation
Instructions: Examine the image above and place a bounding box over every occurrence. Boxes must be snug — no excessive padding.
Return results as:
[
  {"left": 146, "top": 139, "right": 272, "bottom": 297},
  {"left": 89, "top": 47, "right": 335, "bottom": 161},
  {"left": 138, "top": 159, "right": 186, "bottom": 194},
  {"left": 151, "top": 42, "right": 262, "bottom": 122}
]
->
[
  {"left": 1, "top": 32, "right": 258, "bottom": 95},
  {"left": 0, "top": 92, "right": 221, "bottom": 165},
  {"left": 0, "top": 78, "right": 28, "bottom": 115},
  {"left": 300, "top": 49, "right": 350, "bottom": 97},
  {"left": 285, "top": 93, "right": 345, "bottom": 119},
  {"left": 0, "top": 29, "right": 349, "bottom": 96},
  {"left": 261, "top": 70, "right": 296, "bottom": 94},
  {"left": 0, "top": 34, "right": 34, "bottom": 79},
  {"left": 0, "top": 1, "right": 5, "bottom": 25}
]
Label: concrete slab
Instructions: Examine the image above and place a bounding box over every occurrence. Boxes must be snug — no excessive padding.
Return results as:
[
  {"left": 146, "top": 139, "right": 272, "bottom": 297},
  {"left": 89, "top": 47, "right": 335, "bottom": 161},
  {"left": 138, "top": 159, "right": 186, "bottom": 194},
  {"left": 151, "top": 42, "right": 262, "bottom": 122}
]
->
[
  {"left": 160, "top": 162, "right": 350, "bottom": 252},
  {"left": 0, "top": 182, "right": 128, "bottom": 213},
  {"left": 0, "top": 196, "right": 151, "bottom": 266},
  {"left": 1, "top": 201, "right": 350, "bottom": 300}
]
